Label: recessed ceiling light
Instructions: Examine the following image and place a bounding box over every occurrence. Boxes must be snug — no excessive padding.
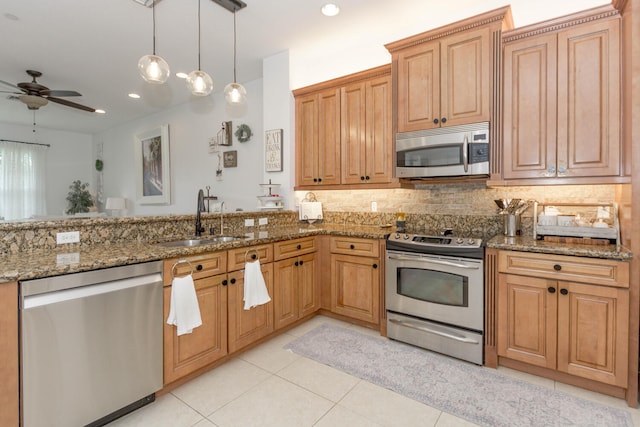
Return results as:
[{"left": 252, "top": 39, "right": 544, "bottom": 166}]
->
[
  {"left": 321, "top": 3, "right": 340, "bottom": 17},
  {"left": 95, "top": 109, "right": 106, "bottom": 114},
  {"left": 176, "top": 72, "right": 188, "bottom": 79},
  {"left": 128, "top": 93, "right": 141, "bottom": 99}
]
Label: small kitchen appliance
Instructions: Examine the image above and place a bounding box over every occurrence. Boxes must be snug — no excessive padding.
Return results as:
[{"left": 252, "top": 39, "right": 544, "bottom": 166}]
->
[{"left": 385, "top": 232, "right": 485, "bottom": 364}]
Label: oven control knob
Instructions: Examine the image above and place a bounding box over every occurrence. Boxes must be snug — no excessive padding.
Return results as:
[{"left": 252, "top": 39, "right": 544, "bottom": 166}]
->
[
  {"left": 403, "top": 234, "right": 410, "bottom": 240},
  {"left": 456, "top": 238, "right": 464, "bottom": 244},
  {"left": 395, "top": 233, "right": 400, "bottom": 239},
  {"left": 467, "top": 238, "right": 475, "bottom": 245}
]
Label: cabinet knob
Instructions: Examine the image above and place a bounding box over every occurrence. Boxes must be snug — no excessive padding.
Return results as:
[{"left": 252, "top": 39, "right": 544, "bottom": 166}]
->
[
  {"left": 548, "top": 166, "right": 556, "bottom": 174},
  {"left": 299, "top": 260, "right": 304, "bottom": 266},
  {"left": 365, "top": 176, "right": 370, "bottom": 181},
  {"left": 318, "top": 178, "right": 323, "bottom": 183},
  {"left": 294, "top": 261, "right": 299, "bottom": 266},
  {"left": 350, "top": 244, "right": 355, "bottom": 249},
  {"left": 433, "top": 118, "right": 439, "bottom": 124},
  {"left": 373, "top": 263, "right": 378, "bottom": 269},
  {"left": 560, "top": 288, "right": 568, "bottom": 295},
  {"left": 222, "top": 279, "right": 228, "bottom": 286},
  {"left": 547, "top": 286, "right": 556, "bottom": 293},
  {"left": 360, "top": 176, "right": 365, "bottom": 181},
  {"left": 297, "top": 244, "right": 302, "bottom": 250},
  {"left": 196, "top": 264, "right": 203, "bottom": 271},
  {"left": 441, "top": 117, "right": 447, "bottom": 124},
  {"left": 230, "top": 278, "right": 236, "bottom": 284},
  {"left": 313, "top": 178, "right": 318, "bottom": 183},
  {"left": 553, "top": 264, "right": 562, "bottom": 271},
  {"left": 251, "top": 253, "right": 257, "bottom": 260}
]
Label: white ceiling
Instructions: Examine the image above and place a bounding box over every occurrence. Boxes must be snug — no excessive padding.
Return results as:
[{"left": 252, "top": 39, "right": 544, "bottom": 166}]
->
[{"left": 0, "top": 0, "right": 609, "bottom": 135}]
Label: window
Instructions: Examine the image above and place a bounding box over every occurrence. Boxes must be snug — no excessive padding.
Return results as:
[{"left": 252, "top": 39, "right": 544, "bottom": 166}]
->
[{"left": 0, "top": 141, "right": 48, "bottom": 220}]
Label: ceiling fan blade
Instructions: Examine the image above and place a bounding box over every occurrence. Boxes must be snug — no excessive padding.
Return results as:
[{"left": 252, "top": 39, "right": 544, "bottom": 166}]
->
[
  {"left": 47, "top": 96, "right": 96, "bottom": 112},
  {"left": 0, "top": 79, "right": 23, "bottom": 92},
  {"left": 41, "top": 89, "right": 82, "bottom": 97}
]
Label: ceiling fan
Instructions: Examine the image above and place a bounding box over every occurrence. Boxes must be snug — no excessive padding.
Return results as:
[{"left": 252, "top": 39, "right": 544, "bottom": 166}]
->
[{"left": 0, "top": 70, "right": 96, "bottom": 112}]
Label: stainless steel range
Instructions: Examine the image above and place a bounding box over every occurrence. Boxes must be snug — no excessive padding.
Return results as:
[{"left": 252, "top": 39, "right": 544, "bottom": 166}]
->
[{"left": 385, "top": 231, "right": 484, "bottom": 364}]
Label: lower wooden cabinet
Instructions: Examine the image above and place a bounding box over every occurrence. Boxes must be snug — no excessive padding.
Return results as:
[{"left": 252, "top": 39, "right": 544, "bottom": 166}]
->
[
  {"left": 497, "top": 251, "right": 629, "bottom": 388},
  {"left": 273, "top": 252, "right": 318, "bottom": 330},
  {"left": 329, "top": 237, "right": 382, "bottom": 325},
  {"left": 0, "top": 281, "right": 19, "bottom": 427}
]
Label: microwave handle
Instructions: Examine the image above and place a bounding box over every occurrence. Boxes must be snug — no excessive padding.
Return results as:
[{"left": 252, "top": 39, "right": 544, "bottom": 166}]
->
[{"left": 462, "top": 134, "right": 469, "bottom": 173}]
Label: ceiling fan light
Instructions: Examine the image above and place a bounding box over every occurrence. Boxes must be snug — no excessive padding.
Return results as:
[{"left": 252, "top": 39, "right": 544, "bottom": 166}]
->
[
  {"left": 138, "top": 54, "right": 170, "bottom": 84},
  {"left": 19, "top": 94, "right": 48, "bottom": 110},
  {"left": 187, "top": 70, "right": 213, "bottom": 96},
  {"left": 224, "top": 82, "right": 247, "bottom": 105},
  {"left": 321, "top": 3, "right": 340, "bottom": 17}
]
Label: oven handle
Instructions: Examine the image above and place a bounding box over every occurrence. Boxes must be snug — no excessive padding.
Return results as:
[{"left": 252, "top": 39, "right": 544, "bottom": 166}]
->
[
  {"left": 387, "top": 255, "right": 480, "bottom": 270},
  {"left": 389, "top": 318, "right": 480, "bottom": 344}
]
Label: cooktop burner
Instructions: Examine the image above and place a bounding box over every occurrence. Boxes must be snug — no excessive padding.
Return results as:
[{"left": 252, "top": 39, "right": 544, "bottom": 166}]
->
[{"left": 387, "top": 232, "right": 484, "bottom": 259}]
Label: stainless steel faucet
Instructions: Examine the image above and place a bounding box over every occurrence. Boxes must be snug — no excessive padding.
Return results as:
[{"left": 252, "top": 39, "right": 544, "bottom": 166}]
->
[
  {"left": 219, "top": 201, "right": 225, "bottom": 235},
  {"left": 195, "top": 189, "right": 205, "bottom": 236}
]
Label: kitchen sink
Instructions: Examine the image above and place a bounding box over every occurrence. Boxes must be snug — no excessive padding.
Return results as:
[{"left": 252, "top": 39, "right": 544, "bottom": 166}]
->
[{"left": 157, "top": 236, "right": 246, "bottom": 247}]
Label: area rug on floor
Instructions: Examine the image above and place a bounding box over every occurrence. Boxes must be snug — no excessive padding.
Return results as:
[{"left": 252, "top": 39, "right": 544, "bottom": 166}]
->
[{"left": 284, "top": 324, "right": 632, "bottom": 427}]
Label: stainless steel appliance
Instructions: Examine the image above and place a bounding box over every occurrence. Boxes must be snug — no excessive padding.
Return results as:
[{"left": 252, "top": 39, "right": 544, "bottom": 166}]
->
[
  {"left": 20, "top": 261, "right": 163, "bottom": 427},
  {"left": 385, "top": 232, "right": 485, "bottom": 364},
  {"left": 395, "top": 122, "right": 489, "bottom": 178}
]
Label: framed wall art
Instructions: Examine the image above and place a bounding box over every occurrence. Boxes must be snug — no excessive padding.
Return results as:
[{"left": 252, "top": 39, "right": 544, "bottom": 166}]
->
[
  {"left": 135, "top": 124, "right": 171, "bottom": 205},
  {"left": 223, "top": 150, "right": 237, "bottom": 168},
  {"left": 265, "top": 129, "right": 283, "bottom": 172}
]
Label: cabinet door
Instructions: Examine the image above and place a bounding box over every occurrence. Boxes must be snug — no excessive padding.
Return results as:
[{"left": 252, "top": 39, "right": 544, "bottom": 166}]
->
[
  {"left": 331, "top": 254, "right": 380, "bottom": 324},
  {"left": 440, "top": 27, "right": 491, "bottom": 127},
  {"left": 341, "top": 82, "right": 367, "bottom": 184},
  {"left": 163, "top": 274, "right": 228, "bottom": 385},
  {"left": 0, "top": 282, "right": 18, "bottom": 427},
  {"left": 227, "top": 264, "right": 274, "bottom": 353},
  {"left": 318, "top": 88, "right": 342, "bottom": 185},
  {"left": 503, "top": 33, "right": 558, "bottom": 180},
  {"left": 296, "top": 93, "right": 319, "bottom": 186},
  {"left": 298, "top": 253, "right": 319, "bottom": 318},
  {"left": 497, "top": 273, "right": 557, "bottom": 369},
  {"left": 557, "top": 18, "right": 620, "bottom": 178},
  {"left": 557, "top": 281, "right": 628, "bottom": 387},
  {"left": 396, "top": 40, "right": 440, "bottom": 132},
  {"left": 366, "top": 74, "right": 393, "bottom": 184},
  {"left": 273, "top": 257, "right": 299, "bottom": 330}
]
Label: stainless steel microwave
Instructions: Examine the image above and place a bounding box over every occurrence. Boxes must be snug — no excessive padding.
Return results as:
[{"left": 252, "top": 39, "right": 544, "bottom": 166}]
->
[{"left": 395, "top": 122, "right": 489, "bottom": 178}]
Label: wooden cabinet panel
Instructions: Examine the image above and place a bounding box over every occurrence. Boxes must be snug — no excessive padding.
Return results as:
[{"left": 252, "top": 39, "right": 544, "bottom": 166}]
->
[
  {"left": 227, "top": 244, "right": 273, "bottom": 271},
  {"left": 557, "top": 281, "right": 628, "bottom": 387},
  {"left": 0, "top": 281, "right": 18, "bottom": 427},
  {"left": 503, "top": 33, "right": 557, "bottom": 179},
  {"left": 497, "top": 273, "right": 557, "bottom": 368},
  {"left": 296, "top": 93, "right": 319, "bottom": 186},
  {"left": 330, "top": 253, "right": 380, "bottom": 324},
  {"left": 163, "top": 273, "right": 228, "bottom": 385},
  {"left": 330, "top": 236, "right": 379, "bottom": 257},
  {"left": 274, "top": 236, "right": 316, "bottom": 260},
  {"left": 341, "top": 81, "right": 367, "bottom": 184},
  {"left": 164, "top": 252, "right": 227, "bottom": 283},
  {"left": 227, "top": 264, "right": 274, "bottom": 353},
  {"left": 557, "top": 18, "right": 620, "bottom": 178},
  {"left": 298, "top": 253, "right": 319, "bottom": 318},
  {"left": 273, "top": 252, "right": 318, "bottom": 330},
  {"left": 366, "top": 74, "right": 393, "bottom": 184}
]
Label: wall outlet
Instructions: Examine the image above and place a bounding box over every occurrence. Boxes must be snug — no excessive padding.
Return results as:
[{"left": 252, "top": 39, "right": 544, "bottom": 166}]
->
[
  {"left": 371, "top": 201, "right": 378, "bottom": 212},
  {"left": 244, "top": 218, "right": 255, "bottom": 227},
  {"left": 258, "top": 217, "right": 268, "bottom": 226},
  {"left": 56, "top": 231, "right": 80, "bottom": 244}
]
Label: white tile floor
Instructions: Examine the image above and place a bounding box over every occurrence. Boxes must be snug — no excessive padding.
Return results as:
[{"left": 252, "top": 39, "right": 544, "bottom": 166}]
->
[{"left": 109, "top": 316, "right": 640, "bottom": 427}]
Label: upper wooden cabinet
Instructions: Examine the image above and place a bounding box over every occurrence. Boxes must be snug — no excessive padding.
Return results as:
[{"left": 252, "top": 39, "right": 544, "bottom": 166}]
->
[
  {"left": 501, "top": 5, "right": 624, "bottom": 184},
  {"left": 386, "top": 7, "right": 513, "bottom": 133},
  {"left": 294, "top": 65, "right": 394, "bottom": 189}
]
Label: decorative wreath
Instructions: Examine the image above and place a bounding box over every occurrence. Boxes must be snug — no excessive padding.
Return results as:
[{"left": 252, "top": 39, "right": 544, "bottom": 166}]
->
[{"left": 235, "top": 124, "right": 252, "bottom": 142}]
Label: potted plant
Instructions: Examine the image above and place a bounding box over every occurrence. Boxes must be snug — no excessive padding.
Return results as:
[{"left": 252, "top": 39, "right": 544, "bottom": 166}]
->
[{"left": 66, "top": 180, "right": 94, "bottom": 215}]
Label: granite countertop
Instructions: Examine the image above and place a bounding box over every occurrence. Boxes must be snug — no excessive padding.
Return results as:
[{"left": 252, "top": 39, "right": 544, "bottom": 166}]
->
[
  {"left": 0, "top": 223, "right": 392, "bottom": 283},
  {"left": 486, "top": 234, "right": 632, "bottom": 261}
]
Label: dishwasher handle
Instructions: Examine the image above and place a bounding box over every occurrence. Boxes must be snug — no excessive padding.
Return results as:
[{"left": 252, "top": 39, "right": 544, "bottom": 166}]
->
[{"left": 22, "top": 273, "right": 162, "bottom": 310}]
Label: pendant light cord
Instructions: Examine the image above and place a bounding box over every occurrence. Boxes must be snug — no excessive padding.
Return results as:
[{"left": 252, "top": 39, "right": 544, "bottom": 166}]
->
[
  {"left": 152, "top": 0, "right": 157, "bottom": 55},
  {"left": 233, "top": 9, "right": 237, "bottom": 83},
  {"left": 197, "top": 0, "right": 202, "bottom": 70}
]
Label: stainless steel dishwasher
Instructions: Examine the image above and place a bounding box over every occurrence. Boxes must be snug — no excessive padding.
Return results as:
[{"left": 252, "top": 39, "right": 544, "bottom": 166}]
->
[{"left": 20, "top": 261, "right": 164, "bottom": 427}]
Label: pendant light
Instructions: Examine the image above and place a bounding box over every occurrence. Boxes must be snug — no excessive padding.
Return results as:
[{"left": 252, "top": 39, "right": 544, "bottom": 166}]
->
[
  {"left": 138, "top": 0, "right": 170, "bottom": 84},
  {"left": 187, "top": 0, "right": 213, "bottom": 96},
  {"left": 224, "top": 9, "right": 247, "bottom": 106}
]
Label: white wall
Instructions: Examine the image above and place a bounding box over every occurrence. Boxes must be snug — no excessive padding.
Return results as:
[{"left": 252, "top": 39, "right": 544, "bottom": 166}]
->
[
  {"left": 0, "top": 122, "right": 93, "bottom": 217},
  {"left": 97, "top": 79, "right": 264, "bottom": 216}
]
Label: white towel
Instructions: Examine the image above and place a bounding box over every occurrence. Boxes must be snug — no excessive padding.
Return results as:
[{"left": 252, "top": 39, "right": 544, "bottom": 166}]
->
[
  {"left": 243, "top": 260, "right": 271, "bottom": 310},
  {"left": 166, "top": 274, "right": 202, "bottom": 336}
]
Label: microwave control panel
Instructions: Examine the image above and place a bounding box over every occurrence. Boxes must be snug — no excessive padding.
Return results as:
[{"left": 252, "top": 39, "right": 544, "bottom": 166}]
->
[{"left": 469, "top": 143, "right": 489, "bottom": 164}]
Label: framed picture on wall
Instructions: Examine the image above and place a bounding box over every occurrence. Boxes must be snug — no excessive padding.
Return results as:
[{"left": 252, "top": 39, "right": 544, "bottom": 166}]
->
[
  {"left": 135, "top": 124, "right": 171, "bottom": 205},
  {"left": 265, "top": 129, "right": 283, "bottom": 172}
]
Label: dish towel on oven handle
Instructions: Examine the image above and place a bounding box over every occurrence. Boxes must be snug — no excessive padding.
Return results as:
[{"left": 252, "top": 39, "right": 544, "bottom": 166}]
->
[
  {"left": 243, "top": 260, "right": 271, "bottom": 310},
  {"left": 167, "top": 274, "right": 202, "bottom": 336}
]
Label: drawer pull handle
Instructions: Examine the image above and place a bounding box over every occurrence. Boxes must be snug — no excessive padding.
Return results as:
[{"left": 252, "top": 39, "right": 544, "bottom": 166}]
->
[
  {"left": 222, "top": 279, "right": 228, "bottom": 286},
  {"left": 299, "top": 260, "right": 304, "bottom": 266},
  {"left": 295, "top": 261, "right": 299, "bottom": 266},
  {"left": 297, "top": 244, "right": 302, "bottom": 250},
  {"left": 547, "top": 287, "right": 556, "bottom": 294},
  {"left": 350, "top": 244, "right": 355, "bottom": 249},
  {"left": 196, "top": 264, "right": 203, "bottom": 271},
  {"left": 230, "top": 278, "right": 236, "bottom": 284},
  {"left": 373, "top": 263, "right": 378, "bottom": 269},
  {"left": 553, "top": 264, "right": 562, "bottom": 271},
  {"left": 560, "top": 288, "right": 568, "bottom": 295}
]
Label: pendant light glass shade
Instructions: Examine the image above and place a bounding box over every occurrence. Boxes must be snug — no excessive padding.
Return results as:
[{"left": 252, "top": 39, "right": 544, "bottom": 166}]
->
[
  {"left": 187, "top": 70, "right": 214, "bottom": 96},
  {"left": 138, "top": 55, "right": 170, "bottom": 84},
  {"left": 225, "top": 9, "right": 247, "bottom": 106},
  {"left": 138, "top": 1, "right": 169, "bottom": 84}
]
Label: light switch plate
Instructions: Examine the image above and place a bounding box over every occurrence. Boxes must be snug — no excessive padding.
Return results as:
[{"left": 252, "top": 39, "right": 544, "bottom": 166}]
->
[
  {"left": 57, "top": 231, "right": 80, "bottom": 244},
  {"left": 244, "top": 218, "right": 255, "bottom": 227},
  {"left": 258, "top": 217, "right": 268, "bottom": 226}
]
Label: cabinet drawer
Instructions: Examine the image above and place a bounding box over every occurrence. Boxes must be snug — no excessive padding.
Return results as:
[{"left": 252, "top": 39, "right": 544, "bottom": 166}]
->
[
  {"left": 163, "top": 252, "right": 228, "bottom": 285},
  {"left": 498, "top": 250, "right": 629, "bottom": 288},
  {"left": 227, "top": 244, "right": 274, "bottom": 271},
  {"left": 330, "top": 236, "right": 380, "bottom": 257},
  {"left": 274, "top": 237, "right": 316, "bottom": 260}
]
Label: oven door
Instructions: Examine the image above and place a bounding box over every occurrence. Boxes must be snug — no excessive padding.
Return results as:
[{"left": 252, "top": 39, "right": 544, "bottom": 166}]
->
[{"left": 385, "top": 250, "right": 484, "bottom": 332}]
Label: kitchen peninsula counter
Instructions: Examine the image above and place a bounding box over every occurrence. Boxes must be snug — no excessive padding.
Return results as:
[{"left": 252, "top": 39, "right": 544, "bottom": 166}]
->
[
  {"left": 0, "top": 223, "right": 391, "bottom": 283},
  {"left": 486, "top": 234, "right": 632, "bottom": 261}
]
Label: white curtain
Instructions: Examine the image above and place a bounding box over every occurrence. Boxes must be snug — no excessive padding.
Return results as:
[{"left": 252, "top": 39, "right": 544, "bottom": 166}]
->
[{"left": 0, "top": 141, "right": 48, "bottom": 220}]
